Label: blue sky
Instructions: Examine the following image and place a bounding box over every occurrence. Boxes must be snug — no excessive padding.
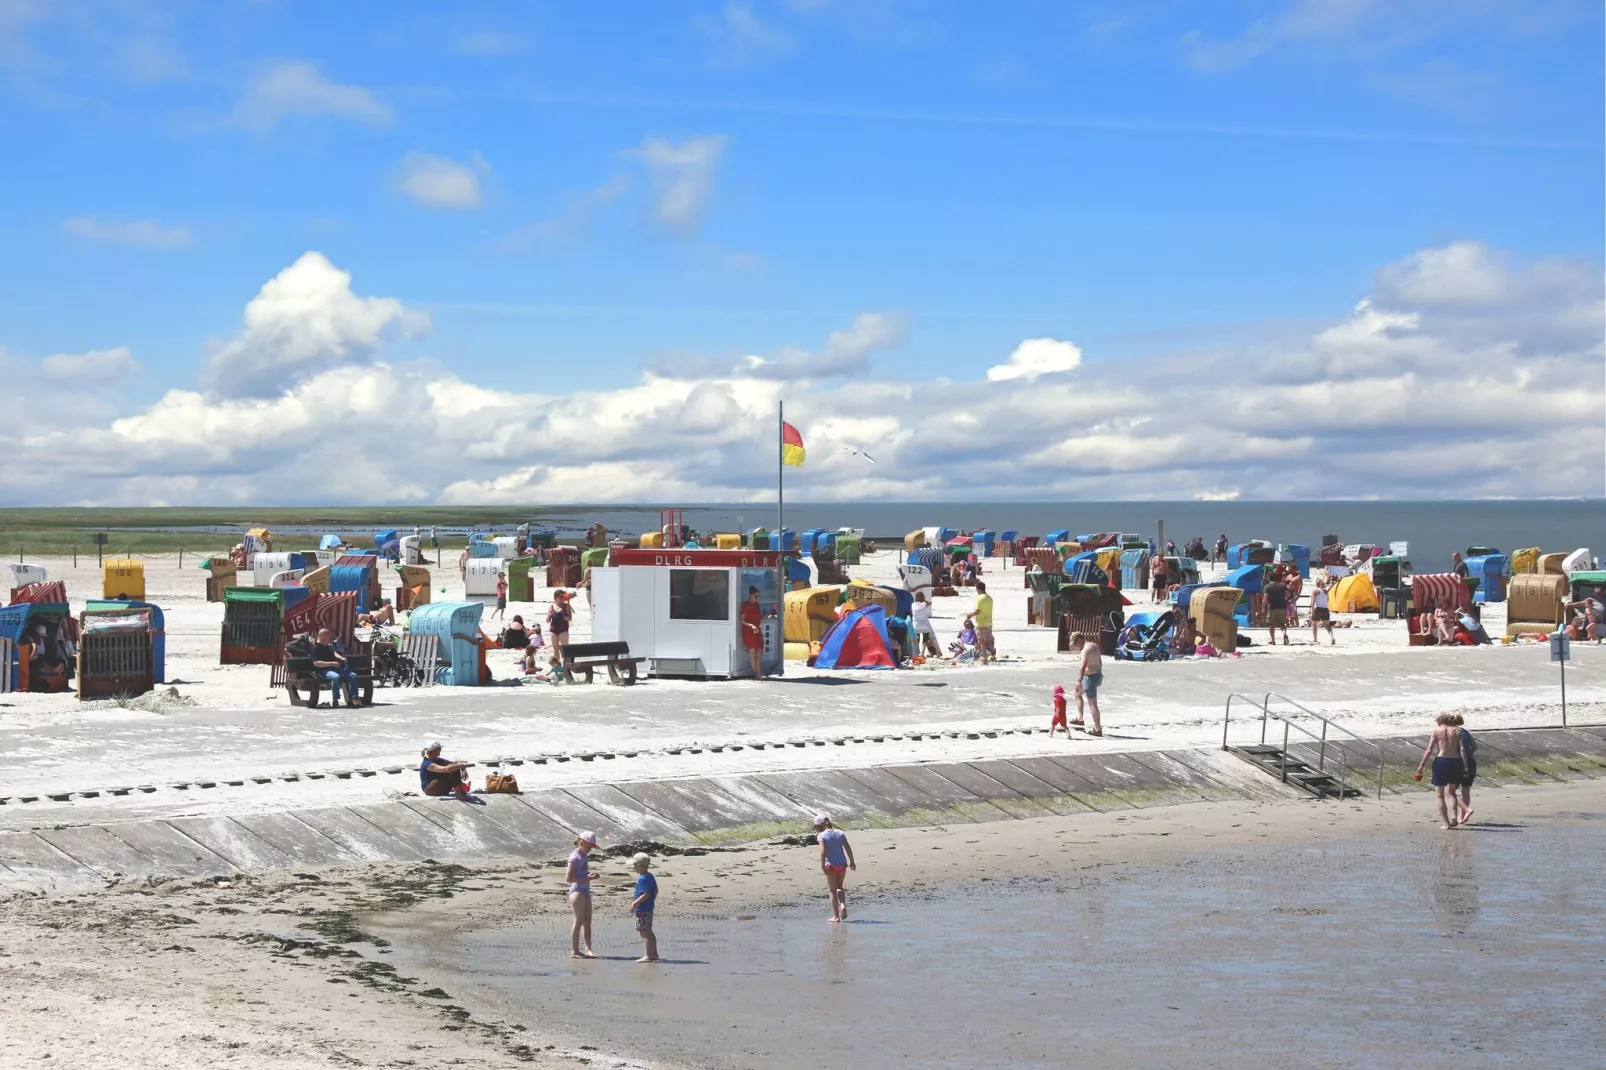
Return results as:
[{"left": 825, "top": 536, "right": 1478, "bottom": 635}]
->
[{"left": 0, "top": 1, "right": 1602, "bottom": 505}]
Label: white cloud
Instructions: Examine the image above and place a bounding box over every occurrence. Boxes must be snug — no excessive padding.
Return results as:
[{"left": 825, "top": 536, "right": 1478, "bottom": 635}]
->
[
  {"left": 507, "top": 175, "right": 630, "bottom": 246},
  {"left": 986, "top": 337, "right": 1083, "bottom": 381},
  {"left": 454, "top": 30, "right": 528, "bottom": 56},
  {"left": 699, "top": 2, "right": 795, "bottom": 68},
  {"left": 40, "top": 346, "right": 140, "bottom": 379},
  {"left": 201, "top": 251, "right": 430, "bottom": 397},
  {"left": 637, "top": 134, "right": 727, "bottom": 237},
  {"left": 0, "top": 241, "right": 1599, "bottom": 506},
  {"left": 234, "top": 61, "right": 391, "bottom": 131},
  {"left": 740, "top": 312, "right": 908, "bottom": 380},
  {"left": 64, "top": 216, "right": 190, "bottom": 247},
  {"left": 394, "top": 152, "right": 486, "bottom": 210}
]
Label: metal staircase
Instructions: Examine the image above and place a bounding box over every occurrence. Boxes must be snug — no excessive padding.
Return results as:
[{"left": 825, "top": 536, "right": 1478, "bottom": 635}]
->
[{"left": 1222, "top": 693, "right": 1385, "bottom": 800}]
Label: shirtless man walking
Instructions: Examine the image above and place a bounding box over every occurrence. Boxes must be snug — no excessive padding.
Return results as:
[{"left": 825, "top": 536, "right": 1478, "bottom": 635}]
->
[
  {"left": 1070, "top": 632, "right": 1104, "bottom": 737},
  {"left": 1414, "top": 713, "right": 1472, "bottom": 830}
]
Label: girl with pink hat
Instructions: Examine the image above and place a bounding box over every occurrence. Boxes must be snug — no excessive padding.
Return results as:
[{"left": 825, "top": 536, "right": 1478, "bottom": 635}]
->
[{"left": 567, "top": 831, "right": 597, "bottom": 958}]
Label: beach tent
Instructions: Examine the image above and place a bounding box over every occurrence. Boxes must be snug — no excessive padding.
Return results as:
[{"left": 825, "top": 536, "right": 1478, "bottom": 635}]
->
[
  {"left": 1462, "top": 550, "right": 1508, "bottom": 603},
  {"left": 746, "top": 527, "right": 769, "bottom": 549},
  {"left": 1278, "top": 544, "right": 1311, "bottom": 579},
  {"left": 1329, "top": 573, "right": 1380, "bottom": 613},
  {"left": 1567, "top": 570, "right": 1606, "bottom": 604},
  {"left": 374, "top": 529, "right": 400, "bottom": 558},
  {"left": 996, "top": 531, "right": 1016, "bottom": 557},
  {"left": 1561, "top": 548, "right": 1592, "bottom": 575},
  {"left": 87, "top": 600, "right": 167, "bottom": 684},
  {"left": 1227, "top": 565, "right": 1267, "bottom": 593},
  {"left": 713, "top": 533, "right": 743, "bottom": 551},
  {"left": 1044, "top": 528, "right": 1071, "bottom": 546},
  {"left": 785, "top": 557, "right": 811, "bottom": 589},
  {"left": 407, "top": 602, "right": 485, "bottom": 686},
  {"left": 0, "top": 601, "right": 73, "bottom": 692},
  {"left": 1505, "top": 574, "right": 1566, "bottom": 635},
  {"left": 396, "top": 564, "right": 432, "bottom": 610},
  {"left": 766, "top": 529, "right": 797, "bottom": 552},
  {"left": 1228, "top": 542, "right": 1275, "bottom": 568},
  {"left": 1189, "top": 587, "right": 1239, "bottom": 654},
  {"left": 1409, "top": 573, "right": 1471, "bottom": 614},
  {"left": 1094, "top": 547, "right": 1122, "bottom": 576},
  {"left": 813, "top": 605, "right": 897, "bottom": 670},
  {"left": 1119, "top": 548, "right": 1150, "bottom": 590},
  {"left": 220, "top": 587, "right": 284, "bottom": 664},
  {"left": 1510, "top": 547, "right": 1540, "bottom": 575},
  {"left": 76, "top": 608, "right": 156, "bottom": 700},
  {"left": 492, "top": 536, "right": 522, "bottom": 560},
  {"left": 244, "top": 529, "right": 272, "bottom": 553},
  {"left": 6, "top": 564, "right": 47, "bottom": 598},
  {"left": 836, "top": 533, "right": 863, "bottom": 565},
  {"left": 841, "top": 581, "right": 899, "bottom": 617},
  {"left": 903, "top": 529, "right": 927, "bottom": 553},
  {"left": 319, "top": 533, "right": 343, "bottom": 551},
  {"left": 1538, "top": 552, "right": 1567, "bottom": 575},
  {"left": 103, "top": 558, "right": 145, "bottom": 601},
  {"left": 9, "top": 580, "right": 66, "bottom": 607},
  {"left": 784, "top": 586, "right": 842, "bottom": 644}
]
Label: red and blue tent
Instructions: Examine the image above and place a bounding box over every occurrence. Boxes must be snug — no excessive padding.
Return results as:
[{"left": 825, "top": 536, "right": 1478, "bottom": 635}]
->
[{"left": 814, "top": 604, "right": 898, "bottom": 670}]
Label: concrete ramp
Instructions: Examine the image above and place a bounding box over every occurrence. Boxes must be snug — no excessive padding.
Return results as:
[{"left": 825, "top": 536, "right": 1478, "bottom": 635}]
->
[{"left": 4, "top": 728, "right": 1603, "bottom": 896}]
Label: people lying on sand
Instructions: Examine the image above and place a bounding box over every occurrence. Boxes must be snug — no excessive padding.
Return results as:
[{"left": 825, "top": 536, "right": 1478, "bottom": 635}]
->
[
  {"left": 1414, "top": 714, "right": 1471, "bottom": 830},
  {"left": 814, "top": 814, "right": 856, "bottom": 922},
  {"left": 371, "top": 600, "right": 395, "bottom": 626},
  {"left": 418, "top": 742, "right": 471, "bottom": 800}
]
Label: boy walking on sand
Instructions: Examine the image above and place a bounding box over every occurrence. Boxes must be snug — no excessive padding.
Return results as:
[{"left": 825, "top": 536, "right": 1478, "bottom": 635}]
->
[
  {"left": 629, "top": 853, "right": 659, "bottom": 963},
  {"left": 492, "top": 572, "right": 508, "bottom": 620}
]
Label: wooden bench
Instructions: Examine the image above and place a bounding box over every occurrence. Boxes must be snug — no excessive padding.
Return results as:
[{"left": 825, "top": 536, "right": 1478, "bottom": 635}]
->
[
  {"left": 560, "top": 640, "right": 646, "bottom": 685},
  {"left": 272, "top": 650, "right": 375, "bottom": 707}
]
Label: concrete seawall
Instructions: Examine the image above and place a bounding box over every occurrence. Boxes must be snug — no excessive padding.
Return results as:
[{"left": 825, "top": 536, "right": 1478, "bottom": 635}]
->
[{"left": 4, "top": 727, "right": 1603, "bottom": 896}]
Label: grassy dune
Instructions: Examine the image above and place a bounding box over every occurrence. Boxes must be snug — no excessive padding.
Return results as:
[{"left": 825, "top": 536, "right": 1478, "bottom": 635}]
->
[{"left": 0, "top": 506, "right": 566, "bottom": 556}]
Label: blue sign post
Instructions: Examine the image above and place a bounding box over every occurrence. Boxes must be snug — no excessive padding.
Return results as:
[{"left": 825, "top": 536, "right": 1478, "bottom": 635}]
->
[{"left": 1551, "top": 633, "right": 1570, "bottom": 727}]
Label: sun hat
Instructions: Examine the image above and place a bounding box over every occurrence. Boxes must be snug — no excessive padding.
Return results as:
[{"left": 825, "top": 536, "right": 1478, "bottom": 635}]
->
[
  {"left": 577, "top": 831, "right": 597, "bottom": 847},
  {"left": 813, "top": 813, "right": 831, "bottom": 827},
  {"left": 1053, "top": 684, "right": 1065, "bottom": 697},
  {"left": 426, "top": 741, "right": 442, "bottom": 752}
]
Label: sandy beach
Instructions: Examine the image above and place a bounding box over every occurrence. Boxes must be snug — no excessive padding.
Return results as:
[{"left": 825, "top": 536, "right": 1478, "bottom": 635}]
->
[
  {"left": 2, "top": 548, "right": 1596, "bottom": 823},
  {"left": 1, "top": 781, "right": 1600, "bottom": 1069}
]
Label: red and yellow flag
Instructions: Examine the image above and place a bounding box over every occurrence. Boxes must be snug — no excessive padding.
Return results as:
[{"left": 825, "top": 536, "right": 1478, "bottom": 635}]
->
[{"left": 782, "top": 421, "right": 805, "bottom": 467}]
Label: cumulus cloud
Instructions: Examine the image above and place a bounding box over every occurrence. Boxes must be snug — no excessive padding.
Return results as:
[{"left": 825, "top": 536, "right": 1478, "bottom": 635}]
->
[
  {"left": 201, "top": 251, "right": 430, "bottom": 397},
  {"left": 394, "top": 152, "right": 487, "bottom": 209},
  {"left": 64, "top": 217, "right": 189, "bottom": 247},
  {"left": 234, "top": 61, "right": 391, "bottom": 131},
  {"left": 740, "top": 312, "right": 908, "bottom": 380},
  {"left": 40, "top": 346, "right": 140, "bottom": 379},
  {"left": 986, "top": 337, "right": 1083, "bottom": 381},
  {"left": 637, "top": 134, "right": 727, "bottom": 237},
  {"left": 0, "top": 241, "right": 1599, "bottom": 506}
]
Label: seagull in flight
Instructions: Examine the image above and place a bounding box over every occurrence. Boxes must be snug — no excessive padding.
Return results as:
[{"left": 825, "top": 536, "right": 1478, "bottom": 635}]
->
[{"left": 835, "top": 446, "right": 877, "bottom": 464}]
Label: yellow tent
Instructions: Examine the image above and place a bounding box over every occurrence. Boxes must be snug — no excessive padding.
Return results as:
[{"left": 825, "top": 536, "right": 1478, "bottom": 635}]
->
[
  {"left": 639, "top": 531, "right": 664, "bottom": 548},
  {"left": 904, "top": 529, "right": 927, "bottom": 552},
  {"left": 1330, "top": 573, "right": 1379, "bottom": 613},
  {"left": 1539, "top": 552, "right": 1567, "bottom": 575},
  {"left": 103, "top": 558, "right": 145, "bottom": 600},
  {"left": 1095, "top": 547, "right": 1122, "bottom": 573},
  {"left": 1510, "top": 547, "right": 1540, "bottom": 575}
]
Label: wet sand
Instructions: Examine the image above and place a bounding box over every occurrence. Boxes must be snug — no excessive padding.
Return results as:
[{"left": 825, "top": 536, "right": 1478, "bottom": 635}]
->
[{"left": 374, "top": 783, "right": 1605, "bottom": 1070}]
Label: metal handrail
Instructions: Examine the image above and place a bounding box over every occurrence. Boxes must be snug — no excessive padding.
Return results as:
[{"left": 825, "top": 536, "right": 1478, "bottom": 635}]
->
[
  {"left": 1261, "top": 692, "right": 1386, "bottom": 800},
  {"left": 1221, "top": 692, "right": 1383, "bottom": 800}
]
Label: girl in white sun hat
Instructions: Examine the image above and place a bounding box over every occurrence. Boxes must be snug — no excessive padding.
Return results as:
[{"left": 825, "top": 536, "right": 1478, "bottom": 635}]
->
[
  {"left": 813, "top": 814, "right": 856, "bottom": 922},
  {"left": 567, "top": 831, "right": 597, "bottom": 958}
]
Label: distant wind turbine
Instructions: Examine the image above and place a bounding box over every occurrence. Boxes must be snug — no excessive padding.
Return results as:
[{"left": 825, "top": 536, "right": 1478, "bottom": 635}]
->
[{"left": 835, "top": 446, "right": 877, "bottom": 464}]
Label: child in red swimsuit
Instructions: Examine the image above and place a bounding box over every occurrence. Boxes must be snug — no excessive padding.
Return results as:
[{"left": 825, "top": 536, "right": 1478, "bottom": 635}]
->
[{"left": 1050, "top": 684, "right": 1070, "bottom": 737}]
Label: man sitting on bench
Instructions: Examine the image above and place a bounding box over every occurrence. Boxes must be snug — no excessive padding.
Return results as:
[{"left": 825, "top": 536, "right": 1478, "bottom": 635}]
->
[{"left": 312, "top": 627, "right": 362, "bottom": 708}]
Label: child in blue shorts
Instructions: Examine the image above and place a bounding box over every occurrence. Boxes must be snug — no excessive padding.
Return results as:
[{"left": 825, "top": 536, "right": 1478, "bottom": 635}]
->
[{"left": 630, "top": 853, "right": 659, "bottom": 963}]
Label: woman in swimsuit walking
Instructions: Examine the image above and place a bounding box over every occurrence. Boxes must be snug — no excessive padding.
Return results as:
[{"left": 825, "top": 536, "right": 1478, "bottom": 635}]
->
[
  {"left": 1414, "top": 714, "right": 1472, "bottom": 830},
  {"left": 813, "top": 814, "right": 856, "bottom": 923}
]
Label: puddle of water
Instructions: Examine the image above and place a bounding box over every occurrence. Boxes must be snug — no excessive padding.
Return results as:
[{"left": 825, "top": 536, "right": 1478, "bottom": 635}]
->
[{"left": 443, "top": 824, "right": 1606, "bottom": 1070}]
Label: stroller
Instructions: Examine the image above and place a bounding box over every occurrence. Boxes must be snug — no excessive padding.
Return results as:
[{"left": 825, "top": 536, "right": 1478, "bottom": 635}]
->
[{"left": 1115, "top": 610, "right": 1177, "bottom": 662}]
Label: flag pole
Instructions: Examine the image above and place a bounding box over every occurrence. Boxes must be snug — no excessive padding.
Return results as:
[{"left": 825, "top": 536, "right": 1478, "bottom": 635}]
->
[{"left": 776, "top": 400, "right": 785, "bottom": 678}]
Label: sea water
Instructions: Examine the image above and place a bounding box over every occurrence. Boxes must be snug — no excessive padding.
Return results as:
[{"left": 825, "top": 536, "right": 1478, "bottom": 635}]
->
[
  {"left": 114, "top": 500, "right": 1602, "bottom": 574},
  {"left": 446, "top": 818, "right": 1605, "bottom": 1070}
]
